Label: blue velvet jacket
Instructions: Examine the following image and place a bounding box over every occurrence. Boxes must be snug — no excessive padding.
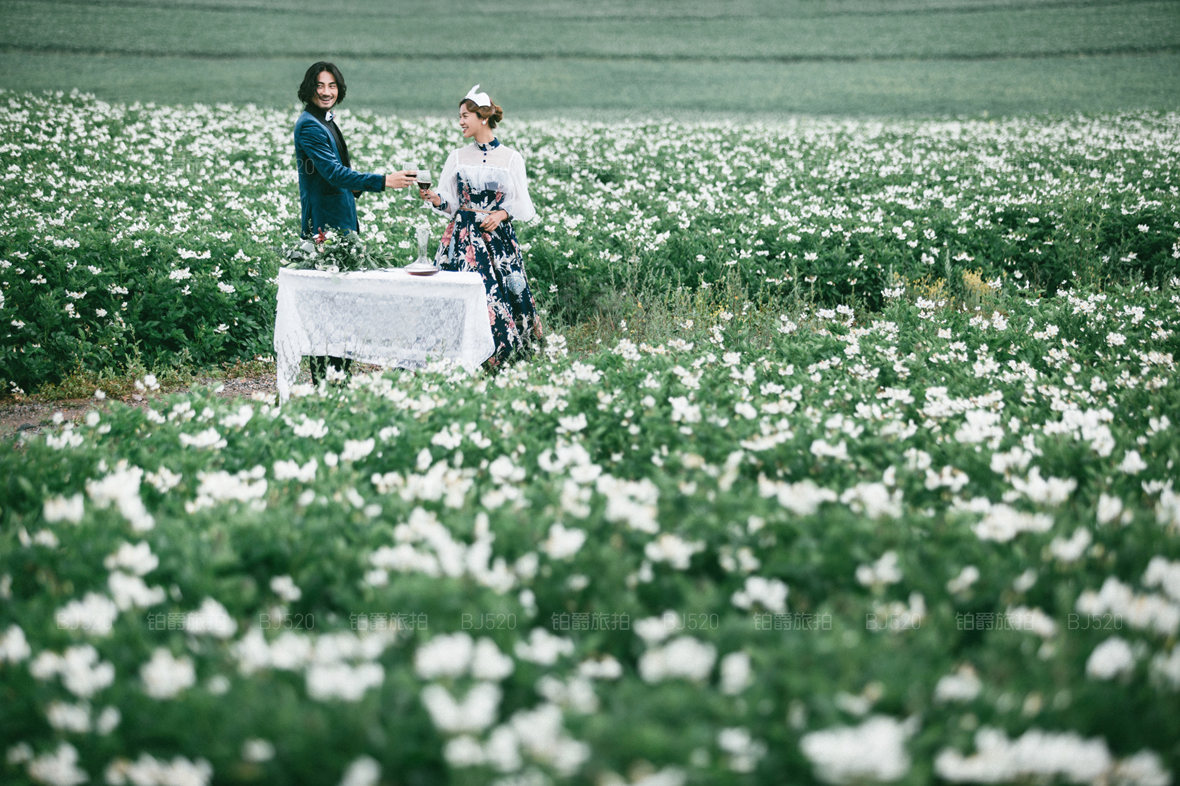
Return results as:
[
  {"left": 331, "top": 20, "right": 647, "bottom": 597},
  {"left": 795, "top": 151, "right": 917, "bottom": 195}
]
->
[{"left": 294, "top": 109, "right": 384, "bottom": 237}]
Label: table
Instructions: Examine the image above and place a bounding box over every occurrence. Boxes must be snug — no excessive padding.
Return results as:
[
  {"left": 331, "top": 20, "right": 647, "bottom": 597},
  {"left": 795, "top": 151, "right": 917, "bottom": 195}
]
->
[{"left": 274, "top": 267, "right": 493, "bottom": 402}]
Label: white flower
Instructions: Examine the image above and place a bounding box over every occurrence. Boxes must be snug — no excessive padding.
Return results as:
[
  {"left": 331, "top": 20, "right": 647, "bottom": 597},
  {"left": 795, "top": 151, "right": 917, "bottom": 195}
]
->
[
  {"left": 972, "top": 505, "right": 1053, "bottom": 542},
  {"left": 108, "top": 572, "right": 166, "bottom": 611},
  {"left": 731, "top": 576, "right": 789, "bottom": 614},
  {"left": 1086, "top": 637, "right": 1135, "bottom": 680},
  {"left": 55, "top": 592, "right": 118, "bottom": 636},
  {"left": 1097, "top": 494, "right": 1124, "bottom": 525},
  {"left": 340, "top": 438, "right": 375, "bottom": 462},
  {"left": 669, "top": 396, "right": 701, "bottom": 424},
  {"left": 800, "top": 715, "right": 913, "bottom": 784},
  {"left": 188, "top": 468, "right": 268, "bottom": 511},
  {"left": 810, "top": 438, "right": 849, "bottom": 461},
  {"left": 306, "top": 662, "right": 384, "bottom": 702},
  {"left": 856, "top": 551, "right": 902, "bottom": 587},
  {"left": 415, "top": 632, "right": 473, "bottom": 679},
  {"left": 338, "top": 756, "right": 381, "bottom": 786},
  {"left": 270, "top": 575, "right": 302, "bottom": 602},
  {"left": 557, "top": 413, "right": 588, "bottom": 433},
  {"left": 485, "top": 725, "right": 524, "bottom": 772},
  {"left": 145, "top": 466, "right": 182, "bottom": 494},
  {"left": 489, "top": 455, "right": 525, "bottom": 484},
  {"left": 1010, "top": 468, "right": 1076, "bottom": 506},
  {"left": 1118, "top": 449, "right": 1148, "bottom": 474},
  {"left": 719, "top": 651, "right": 752, "bottom": 695},
  {"left": 273, "top": 458, "right": 317, "bottom": 482},
  {"left": 95, "top": 706, "right": 120, "bottom": 735},
  {"left": 140, "top": 648, "right": 196, "bottom": 699},
  {"left": 0, "top": 625, "right": 31, "bottom": 663},
  {"left": 644, "top": 533, "right": 705, "bottom": 570},
  {"left": 841, "top": 482, "right": 902, "bottom": 519},
  {"left": 420, "top": 683, "right": 501, "bottom": 734},
  {"left": 543, "top": 523, "right": 587, "bottom": 560},
  {"left": 578, "top": 656, "right": 623, "bottom": 681},
  {"left": 1107, "top": 752, "right": 1172, "bottom": 786},
  {"left": 46, "top": 701, "right": 91, "bottom": 733},
  {"left": 241, "top": 739, "right": 275, "bottom": 763},
  {"left": 105, "top": 753, "right": 213, "bottom": 786},
  {"left": 1077, "top": 577, "right": 1180, "bottom": 636},
  {"left": 32, "top": 645, "right": 115, "bottom": 698},
  {"left": 507, "top": 702, "right": 590, "bottom": 775},
  {"left": 470, "top": 638, "right": 514, "bottom": 681},
  {"left": 1005, "top": 606, "right": 1057, "bottom": 638},
  {"left": 220, "top": 404, "right": 254, "bottom": 429},
  {"left": 1049, "top": 528, "right": 1091, "bottom": 563},
  {"left": 27, "top": 742, "right": 87, "bottom": 786},
  {"left": 934, "top": 727, "right": 1112, "bottom": 783},
  {"left": 947, "top": 566, "right": 980, "bottom": 594},
  {"left": 43, "top": 493, "right": 84, "bottom": 524},
  {"left": 934, "top": 666, "right": 982, "bottom": 702},
  {"left": 1144, "top": 557, "right": 1180, "bottom": 602},
  {"left": 86, "top": 463, "right": 154, "bottom": 532},
  {"left": 718, "top": 727, "right": 767, "bottom": 773},
  {"left": 443, "top": 736, "right": 486, "bottom": 768},
  {"left": 293, "top": 416, "right": 329, "bottom": 439},
  {"left": 639, "top": 636, "right": 716, "bottom": 683},
  {"left": 179, "top": 427, "right": 226, "bottom": 450},
  {"left": 104, "top": 541, "right": 158, "bottom": 576},
  {"left": 1152, "top": 646, "right": 1180, "bottom": 688},
  {"left": 185, "top": 598, "right": 237, "bottom": 638},
  {"left": 597, "top": 474, "right": 660, "bottom": 533},
  {"left": 515, "top": 628, "right": 574, "bottom": 665}
]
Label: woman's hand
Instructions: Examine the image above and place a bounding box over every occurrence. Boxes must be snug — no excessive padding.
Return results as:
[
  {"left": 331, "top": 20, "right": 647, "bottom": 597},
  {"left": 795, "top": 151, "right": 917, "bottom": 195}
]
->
[
  {"left": 480, "top": 209, "right": 509, "bottom": 232},
  {"left": 419, "top": 188, "right": 441, "bottom": 207}
]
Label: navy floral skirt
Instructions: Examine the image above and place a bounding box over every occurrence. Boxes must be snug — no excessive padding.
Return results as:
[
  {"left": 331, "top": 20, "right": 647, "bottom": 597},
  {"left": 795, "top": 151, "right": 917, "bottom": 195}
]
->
[{"left": 436, "top": 210, "right": 542, "bottom": 366}]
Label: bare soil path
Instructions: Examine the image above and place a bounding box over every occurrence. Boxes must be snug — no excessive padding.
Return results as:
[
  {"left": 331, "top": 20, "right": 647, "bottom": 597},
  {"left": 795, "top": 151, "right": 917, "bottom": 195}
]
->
[{"left": 0, "top": 373, "right": 278, "bottom": 443}]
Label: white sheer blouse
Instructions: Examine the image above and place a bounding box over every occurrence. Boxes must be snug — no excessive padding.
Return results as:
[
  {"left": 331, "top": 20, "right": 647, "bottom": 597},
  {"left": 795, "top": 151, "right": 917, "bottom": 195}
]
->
[{"left": 434, "top": 142, "right": 536, "bottom": 223}]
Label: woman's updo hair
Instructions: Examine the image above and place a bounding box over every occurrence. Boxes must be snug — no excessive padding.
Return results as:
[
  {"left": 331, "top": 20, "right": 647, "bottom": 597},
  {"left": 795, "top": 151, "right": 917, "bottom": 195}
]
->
[{"left": 460, "top": 98, "right": 504, "bottom": 129}]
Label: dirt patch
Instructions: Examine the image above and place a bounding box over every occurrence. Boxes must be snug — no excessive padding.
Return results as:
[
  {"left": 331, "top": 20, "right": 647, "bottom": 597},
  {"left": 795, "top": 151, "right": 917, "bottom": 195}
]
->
[{"left": 0, "top": 373, "right": 279, "bottom": 443}]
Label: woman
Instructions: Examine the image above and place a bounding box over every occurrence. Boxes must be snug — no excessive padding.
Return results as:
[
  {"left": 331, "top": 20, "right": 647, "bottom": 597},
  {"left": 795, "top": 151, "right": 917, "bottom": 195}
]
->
[{"left": 420, "top": 85, "right": 541, "bottom": 367}]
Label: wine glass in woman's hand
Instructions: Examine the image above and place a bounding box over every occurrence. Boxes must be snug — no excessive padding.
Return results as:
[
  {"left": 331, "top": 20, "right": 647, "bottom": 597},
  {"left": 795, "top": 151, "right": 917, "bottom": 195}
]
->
[
  {"left": 416, "top": 169, "right": 433, "bottom": 207},
  {"left": 415, "top": 168, "right": 432, "bottom": 192}
]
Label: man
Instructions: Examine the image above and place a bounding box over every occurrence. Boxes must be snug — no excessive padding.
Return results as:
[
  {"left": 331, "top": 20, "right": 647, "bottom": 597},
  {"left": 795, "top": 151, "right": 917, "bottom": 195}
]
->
[{"left": 293, "top": 61, "right": 414, "bottom": 384}]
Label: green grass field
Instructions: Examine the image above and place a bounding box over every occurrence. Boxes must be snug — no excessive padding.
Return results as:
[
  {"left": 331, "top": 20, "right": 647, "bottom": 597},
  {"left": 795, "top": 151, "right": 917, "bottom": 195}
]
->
[{"left": 1, "top": 0, "right": 1177, "bottom": 115}]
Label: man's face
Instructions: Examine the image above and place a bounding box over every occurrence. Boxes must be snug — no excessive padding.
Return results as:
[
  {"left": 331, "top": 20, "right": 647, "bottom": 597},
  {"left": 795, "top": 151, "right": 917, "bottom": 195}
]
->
[{"left": 313, "top": 71, "right": 338, "bottom": 111}]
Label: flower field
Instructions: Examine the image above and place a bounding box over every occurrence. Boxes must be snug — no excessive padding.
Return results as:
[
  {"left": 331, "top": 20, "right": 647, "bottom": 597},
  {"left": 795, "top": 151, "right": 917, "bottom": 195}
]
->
[
  {"left": 1, "top": 91, "right": 1178, "bottom": 391},
  {"left": 2, "top": 90, "right": 1180, "bottom": 784}
]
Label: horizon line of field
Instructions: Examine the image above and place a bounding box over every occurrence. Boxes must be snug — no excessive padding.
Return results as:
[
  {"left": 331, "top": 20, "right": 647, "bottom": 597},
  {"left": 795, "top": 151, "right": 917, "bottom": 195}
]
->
[
  {"left": 14, "top": 0, "right": 1164, "bottom": 22},
  {"left": 5, "top": 42, "right": 1178, "bottom": 64}
]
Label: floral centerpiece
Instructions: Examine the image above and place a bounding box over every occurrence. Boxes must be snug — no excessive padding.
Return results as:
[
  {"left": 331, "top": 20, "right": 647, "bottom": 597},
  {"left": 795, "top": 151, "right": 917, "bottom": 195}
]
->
[{"left": 281, "top": 229, "right": 391, "bottom": 273}]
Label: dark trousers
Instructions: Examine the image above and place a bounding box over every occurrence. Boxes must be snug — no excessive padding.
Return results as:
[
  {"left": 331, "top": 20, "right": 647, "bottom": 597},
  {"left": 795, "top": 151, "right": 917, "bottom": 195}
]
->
[{"left": 309, "top": 356, "right": 352, "bottom": 385}]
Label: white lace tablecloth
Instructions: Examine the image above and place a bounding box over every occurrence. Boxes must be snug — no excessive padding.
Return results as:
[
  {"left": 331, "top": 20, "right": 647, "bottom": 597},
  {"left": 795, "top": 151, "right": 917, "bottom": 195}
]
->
[{"left": 274, "top": 267, "right": 493, "bottom": 401}]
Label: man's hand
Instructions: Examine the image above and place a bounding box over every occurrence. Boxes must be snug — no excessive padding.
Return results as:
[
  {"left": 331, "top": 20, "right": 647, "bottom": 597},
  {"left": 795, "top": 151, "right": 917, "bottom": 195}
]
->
[{"left": 384, "top": 170, "right": 417, "bottom": 189}]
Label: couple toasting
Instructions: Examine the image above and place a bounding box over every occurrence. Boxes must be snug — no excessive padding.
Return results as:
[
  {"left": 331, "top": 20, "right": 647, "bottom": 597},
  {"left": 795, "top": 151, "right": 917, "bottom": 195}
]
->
[{"left": 293, "top": 61, "right": 541, "bottom": 381}]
